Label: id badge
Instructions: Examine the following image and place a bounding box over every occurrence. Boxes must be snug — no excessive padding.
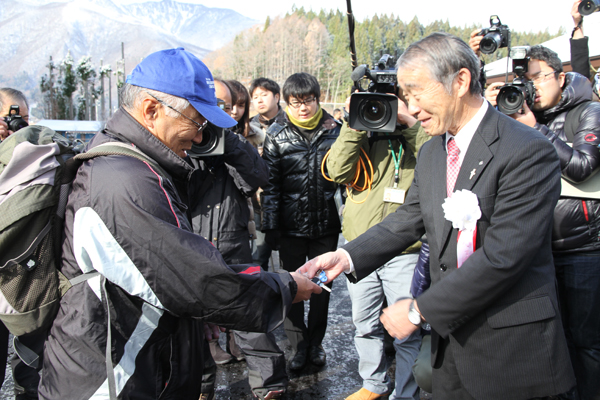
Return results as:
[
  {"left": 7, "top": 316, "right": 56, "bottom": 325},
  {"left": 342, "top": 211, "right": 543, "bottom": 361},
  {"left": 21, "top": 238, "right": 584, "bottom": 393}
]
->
[{"left": 383, "top": 187, "right": 406, "bottom": 204}]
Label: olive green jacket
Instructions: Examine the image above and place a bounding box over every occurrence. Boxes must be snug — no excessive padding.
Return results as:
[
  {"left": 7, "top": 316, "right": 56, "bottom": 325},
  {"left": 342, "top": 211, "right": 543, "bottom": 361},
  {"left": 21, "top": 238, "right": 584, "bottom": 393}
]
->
[{"left": 326, "top": 121, "right": 429, "bottom": 252}]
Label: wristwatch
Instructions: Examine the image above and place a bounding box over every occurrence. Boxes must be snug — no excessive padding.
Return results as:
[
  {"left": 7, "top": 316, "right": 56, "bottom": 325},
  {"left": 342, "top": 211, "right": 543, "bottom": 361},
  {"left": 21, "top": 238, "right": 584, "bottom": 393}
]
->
[{"left": 408, "top": 300, "right": 423, "bottom": 326}]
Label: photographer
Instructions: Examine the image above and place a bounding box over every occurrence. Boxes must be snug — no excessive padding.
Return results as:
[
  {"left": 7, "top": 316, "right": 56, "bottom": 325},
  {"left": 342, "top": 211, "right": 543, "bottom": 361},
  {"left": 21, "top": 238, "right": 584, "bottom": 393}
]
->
[
  {"left": 0, "top": 88, "right": 29, "bottom": 140},
  {"left": 486, "top": 45, "right": 600, "bottom": 400},
  {"left": 325, "top": 93, "right": 429, "bottom": 400},
  {"left": 571, "top": 0, "right": 593, "bottom": 79},
  {"left": 190, "top": 80, "right": 288, "bottom": 400}
]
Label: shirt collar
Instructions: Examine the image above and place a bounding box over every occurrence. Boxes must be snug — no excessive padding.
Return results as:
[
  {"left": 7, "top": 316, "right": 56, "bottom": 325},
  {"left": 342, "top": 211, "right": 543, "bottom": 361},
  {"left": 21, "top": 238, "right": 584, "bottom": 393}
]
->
[{"left": 445, "top": 100, "right": 488, "bottom": 166}]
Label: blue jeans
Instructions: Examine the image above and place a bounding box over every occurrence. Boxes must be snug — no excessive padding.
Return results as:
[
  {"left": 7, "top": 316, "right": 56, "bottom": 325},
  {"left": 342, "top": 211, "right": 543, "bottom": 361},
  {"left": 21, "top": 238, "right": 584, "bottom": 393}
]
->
[
  {"left": 554, "top": 252, "right": 600, "bottom": 400},
  {"left": 346, "top": 252, "right": 421, "bottom": 400}
]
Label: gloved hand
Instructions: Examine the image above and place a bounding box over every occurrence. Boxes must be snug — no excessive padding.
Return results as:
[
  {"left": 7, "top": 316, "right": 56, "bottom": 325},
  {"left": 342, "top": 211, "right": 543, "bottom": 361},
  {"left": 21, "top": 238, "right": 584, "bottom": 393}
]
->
[{"left": 264, "top": 230, "right": 281, "bottom": 250}]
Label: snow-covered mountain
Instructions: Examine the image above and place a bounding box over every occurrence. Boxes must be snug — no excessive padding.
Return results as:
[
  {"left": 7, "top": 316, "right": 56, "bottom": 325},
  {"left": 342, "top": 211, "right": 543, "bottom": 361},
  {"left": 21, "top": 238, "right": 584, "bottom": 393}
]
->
[{"left": 0, "top": 0, "right": 258, "bottom": 107}]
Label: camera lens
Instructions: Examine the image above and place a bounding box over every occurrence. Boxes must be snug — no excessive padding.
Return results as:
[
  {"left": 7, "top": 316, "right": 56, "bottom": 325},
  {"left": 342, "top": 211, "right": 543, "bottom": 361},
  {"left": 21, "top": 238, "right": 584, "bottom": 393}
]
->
[
  {"left": 480, "top": 31, "right": 503, "bottom": 54},
  {"left": 497, "top": 85, "right": 524, "bottom": 115},
  {"left": 358, "top": 98, "right": 392, "bottom": 130},
  {"left": 579, "top": 0, "right": 600, "bottom": 15},
  {"left": 7, "top": 117, "right": 29, "bottom": 132},
  {"left": 189, "top": 124, "right": 220, "bottom": 156}
]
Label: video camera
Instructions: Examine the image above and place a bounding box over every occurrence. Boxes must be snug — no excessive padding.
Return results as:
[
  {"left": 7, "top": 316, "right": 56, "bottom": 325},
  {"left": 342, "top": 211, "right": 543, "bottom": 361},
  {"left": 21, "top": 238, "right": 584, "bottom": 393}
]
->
[
  {"left": 579, "top": 0, "right": 600, "bottom": 15},
  {"left": 348, "top": 54, "right": 399, "bottom": 133},
  {"left": 478, "top": 15, "right": 510, "bottom": 55},
  {"left": 496, "top": 46, "right": 536, "bottom": 115},
  {"left": 4, "top": 105, "right": 28, "bottom": 132}
]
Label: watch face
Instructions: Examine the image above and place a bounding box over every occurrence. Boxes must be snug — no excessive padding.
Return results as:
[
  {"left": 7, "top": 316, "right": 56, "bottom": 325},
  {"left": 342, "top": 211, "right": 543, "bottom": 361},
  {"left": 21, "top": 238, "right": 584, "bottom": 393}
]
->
[{"left": 408, "top": 309, "right": 421, "bottom": 325}]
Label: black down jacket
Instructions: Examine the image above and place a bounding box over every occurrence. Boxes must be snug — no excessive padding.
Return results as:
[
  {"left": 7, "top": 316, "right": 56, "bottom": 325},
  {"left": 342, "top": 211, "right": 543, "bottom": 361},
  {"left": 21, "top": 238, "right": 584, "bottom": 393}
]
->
[
  {"left": 534, "top": 72, "right": 600, "bottom": 253},
  {"left": 261, "top": 111, "right": 341, "bottom": 238}
]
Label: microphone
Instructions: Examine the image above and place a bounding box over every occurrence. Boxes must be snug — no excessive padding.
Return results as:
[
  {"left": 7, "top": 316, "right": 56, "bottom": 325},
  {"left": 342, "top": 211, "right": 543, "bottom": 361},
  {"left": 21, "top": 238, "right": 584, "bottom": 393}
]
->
[{"left": 351, "top": 64, "right": 368, "bottom": 83}]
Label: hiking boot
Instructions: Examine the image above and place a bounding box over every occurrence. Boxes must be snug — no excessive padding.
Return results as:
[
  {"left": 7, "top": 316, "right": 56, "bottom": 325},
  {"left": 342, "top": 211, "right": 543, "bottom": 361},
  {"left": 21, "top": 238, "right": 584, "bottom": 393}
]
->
[
  {"left": 226, "top": 330, "right": 245, "bottom": 362},
  {"left": 253, "top": 389, "right": 285, "bottom": 399},
  {"left": 345, "top": 388, "right": 390, "bottom": 400},
  {"left": 199, "top": 391, "right": 215, "bottom": 400},
  {"left": 208, "top": 339, "right": 233, "bottom": 365}
]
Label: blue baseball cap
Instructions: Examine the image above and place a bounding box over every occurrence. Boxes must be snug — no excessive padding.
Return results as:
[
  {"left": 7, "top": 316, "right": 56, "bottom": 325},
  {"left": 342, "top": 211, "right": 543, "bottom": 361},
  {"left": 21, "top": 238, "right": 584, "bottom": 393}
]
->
[{"left": 126, "top": 48, "right": 236, "bottom": 128}]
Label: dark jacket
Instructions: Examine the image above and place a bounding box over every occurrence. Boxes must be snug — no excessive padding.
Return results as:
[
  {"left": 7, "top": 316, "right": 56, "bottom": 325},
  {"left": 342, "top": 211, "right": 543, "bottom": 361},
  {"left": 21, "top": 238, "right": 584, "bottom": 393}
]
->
[
  {"left": 570, "top": 37, "right": 591, "bottom": 79},
  {"left": 261, "top": 110, "right": 341, "bottom": 238},
  {"left": 190, "top": 130, "right": 269, "bottom": 263},
  {"left": 40, "top": 108, "right": 295, "bottom": 400},
  {"left": 533, "top": 72, "right": 600, "bottom": 253}
]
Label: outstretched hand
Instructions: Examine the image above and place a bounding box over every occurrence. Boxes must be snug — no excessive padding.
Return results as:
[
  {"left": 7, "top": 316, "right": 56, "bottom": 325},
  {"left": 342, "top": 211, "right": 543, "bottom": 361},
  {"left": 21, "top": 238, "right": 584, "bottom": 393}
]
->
[
  {"left": 296, "top": 249, "right": 351, "bottom": 283},
  {"left": 290, "top": 272, "right": 322, "bottom": 303}
]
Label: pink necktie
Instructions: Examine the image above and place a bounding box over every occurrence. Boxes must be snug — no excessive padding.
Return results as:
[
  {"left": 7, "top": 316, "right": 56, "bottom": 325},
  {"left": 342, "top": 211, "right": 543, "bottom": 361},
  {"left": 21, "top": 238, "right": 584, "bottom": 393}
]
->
[{"left": 447, "top": 137, "right": 460, "bottom": 198}]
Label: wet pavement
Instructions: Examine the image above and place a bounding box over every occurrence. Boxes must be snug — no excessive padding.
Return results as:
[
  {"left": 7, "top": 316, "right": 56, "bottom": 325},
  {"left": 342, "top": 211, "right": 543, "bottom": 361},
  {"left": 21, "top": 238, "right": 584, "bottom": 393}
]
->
[{"left": 0, "top": 242, "right": 432, "bottom": 400}]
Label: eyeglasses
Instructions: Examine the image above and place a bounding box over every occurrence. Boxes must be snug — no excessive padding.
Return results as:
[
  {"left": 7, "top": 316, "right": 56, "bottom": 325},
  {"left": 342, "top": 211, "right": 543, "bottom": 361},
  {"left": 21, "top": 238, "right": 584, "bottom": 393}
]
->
[
  {"left": 529, "top": 71, "right": 556, "bottom": 85},
  {"left": 145, "top": 91, "right": 208, "bottom": 133},
  {"left": 288, "top": 97, "right": 316, "bottom": 109}
]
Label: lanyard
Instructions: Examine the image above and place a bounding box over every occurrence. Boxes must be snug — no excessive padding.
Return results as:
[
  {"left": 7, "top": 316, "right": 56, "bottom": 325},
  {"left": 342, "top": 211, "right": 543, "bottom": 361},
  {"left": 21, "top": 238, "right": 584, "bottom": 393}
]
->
[{"left": 388, "top": 139, "right": 403, "bottom": 188}]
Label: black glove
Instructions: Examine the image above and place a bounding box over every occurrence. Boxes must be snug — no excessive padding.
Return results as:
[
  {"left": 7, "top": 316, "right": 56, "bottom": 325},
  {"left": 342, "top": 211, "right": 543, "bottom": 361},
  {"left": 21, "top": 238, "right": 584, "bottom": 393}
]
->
[{"left": 264, "top": 230, "right": 281, "bottom": 251}]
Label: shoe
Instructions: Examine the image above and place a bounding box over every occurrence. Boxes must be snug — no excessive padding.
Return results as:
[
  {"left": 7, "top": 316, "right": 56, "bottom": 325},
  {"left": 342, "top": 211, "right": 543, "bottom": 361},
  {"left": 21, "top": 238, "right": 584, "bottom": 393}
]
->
[
  {"left": 308, "top": 345, "right": 326, "bottom": 366},
  {"left": 345, "top": 388, "right": 390, "bottom": 400},
  {"left": 288, "top": 348, "right": 307, "bottom": 371},
  {"left": 208, "top": 339, "right": 233, "bottom": 365},
  {"left": 199, "top": 391, "right": 215, "bottom": 400},
  {"left": 226, "top": 330, "right": 246, "bottom": 362},
  {"left": 253, "top": 389, "right": 285, "bottom": 399}
]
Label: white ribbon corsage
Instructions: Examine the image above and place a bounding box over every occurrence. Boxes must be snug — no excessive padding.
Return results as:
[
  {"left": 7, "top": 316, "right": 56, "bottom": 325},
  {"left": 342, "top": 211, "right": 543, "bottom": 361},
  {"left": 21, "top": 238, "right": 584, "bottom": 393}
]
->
[{"left": 442, "top": 190, "right": 481, "bottom": 267}]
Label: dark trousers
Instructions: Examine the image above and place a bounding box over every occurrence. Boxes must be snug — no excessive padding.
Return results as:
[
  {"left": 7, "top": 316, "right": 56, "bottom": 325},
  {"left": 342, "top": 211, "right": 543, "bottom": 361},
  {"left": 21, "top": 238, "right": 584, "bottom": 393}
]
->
[
  {"left": 235, "top": 331, "right": 287, "bottom": 394},
  {"left": 555, "top": 252, "right": 600, "bottom": 400},
  {"left": 278, "top": 235, "right": 338, "bottom": 352}
]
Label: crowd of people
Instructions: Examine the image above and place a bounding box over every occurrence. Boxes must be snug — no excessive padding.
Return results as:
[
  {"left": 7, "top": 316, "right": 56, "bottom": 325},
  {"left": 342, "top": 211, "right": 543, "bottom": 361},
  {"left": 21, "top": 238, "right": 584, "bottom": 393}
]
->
[{"left": 0, "top": 2, "right": 599, "bottom": 399}]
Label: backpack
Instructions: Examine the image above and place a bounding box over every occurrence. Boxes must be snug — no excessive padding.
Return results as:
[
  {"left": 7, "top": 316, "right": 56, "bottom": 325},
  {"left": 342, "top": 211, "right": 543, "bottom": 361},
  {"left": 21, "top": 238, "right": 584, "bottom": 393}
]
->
[{"left": 0, "top": 125, "right": 169, "bottom": 339}]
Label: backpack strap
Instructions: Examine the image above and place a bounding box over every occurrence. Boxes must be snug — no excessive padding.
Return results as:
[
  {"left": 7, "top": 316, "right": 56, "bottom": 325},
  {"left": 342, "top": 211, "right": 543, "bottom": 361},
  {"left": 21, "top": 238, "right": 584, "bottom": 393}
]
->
[
  {"left": 74, "top": 142, "right": 173, "bottom": 184},
  {"left": 564, "top": 101, "right": 592, "bottom": 143}
]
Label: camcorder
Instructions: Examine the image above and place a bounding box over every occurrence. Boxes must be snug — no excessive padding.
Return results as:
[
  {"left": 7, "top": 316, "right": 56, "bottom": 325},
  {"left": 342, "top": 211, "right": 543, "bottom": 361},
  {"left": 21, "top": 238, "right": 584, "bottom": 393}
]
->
[
  {"left": 496, "top": 46, "right": 536, "bottom": 115},
  {"left": 479, "top": 15, "right": 510, "bottom": 55},
  {"left": 579, "top": 0, "right": 600, "bottom": 15},
  {"left": 348, "top": 54, "right": 399, "bottom": 133},
  {"left": 4, "top": 105, "right": 28, "bottom": 132}
]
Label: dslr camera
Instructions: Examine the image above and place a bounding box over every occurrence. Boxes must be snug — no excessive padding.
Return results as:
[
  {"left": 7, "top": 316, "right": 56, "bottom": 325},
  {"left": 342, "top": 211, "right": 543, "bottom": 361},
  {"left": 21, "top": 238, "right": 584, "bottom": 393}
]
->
[
  {"left": 187, "top": 122, "right": 224, "bottom": 157},
  {"left": 579, "top": 0, "right": 600, "bottom": 15},
  {"left": 187, "top": 98, "right": 226, "bottom": 157},
  {"left": 4, "top": 105, "right": 29, "bottom": 132},
  {"left": 348, "top": 54, "right": 399, "bottom": 133},
  {"left": 496, "top": 46, "right": 536, "bottom": 115},
  {"left": 479, "top": 15, "right": 510, "bottom": 55}
]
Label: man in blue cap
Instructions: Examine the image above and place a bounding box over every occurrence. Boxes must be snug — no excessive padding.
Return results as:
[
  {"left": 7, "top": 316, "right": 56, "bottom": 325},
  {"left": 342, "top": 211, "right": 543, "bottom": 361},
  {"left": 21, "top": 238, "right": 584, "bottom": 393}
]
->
[{"left": 37, "top": 48, "right": 320, "bottom": 400}]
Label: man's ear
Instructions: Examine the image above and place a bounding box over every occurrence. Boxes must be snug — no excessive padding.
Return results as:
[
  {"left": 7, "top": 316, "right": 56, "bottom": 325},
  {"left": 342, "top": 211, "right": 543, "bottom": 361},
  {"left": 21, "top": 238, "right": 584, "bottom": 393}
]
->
[
  {"left": 454, "top": 68, "right": 472, "bottom": 98},
  {"left": 140, "top": 97, "right": 161, "bottom": 131},
  {"left": 558, "top": 72, "right": 566, "bottom": 89},
  {"left": 275, "top": 93, "right": 280, "bottom": 104}
]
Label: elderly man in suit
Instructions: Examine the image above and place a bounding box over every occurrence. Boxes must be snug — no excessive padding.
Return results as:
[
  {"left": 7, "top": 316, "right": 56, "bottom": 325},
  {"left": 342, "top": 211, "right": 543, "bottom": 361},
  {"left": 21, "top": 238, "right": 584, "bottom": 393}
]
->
[{"left": 300, "top": 32, "right": 575, "bottom": 400}]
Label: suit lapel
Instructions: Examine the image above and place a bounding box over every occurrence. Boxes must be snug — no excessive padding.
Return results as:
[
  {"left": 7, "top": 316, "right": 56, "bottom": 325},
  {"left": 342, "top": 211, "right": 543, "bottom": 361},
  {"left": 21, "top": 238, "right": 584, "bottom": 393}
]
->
[{"left": 437, "top": 107, "right": 499, "bottom": 258}]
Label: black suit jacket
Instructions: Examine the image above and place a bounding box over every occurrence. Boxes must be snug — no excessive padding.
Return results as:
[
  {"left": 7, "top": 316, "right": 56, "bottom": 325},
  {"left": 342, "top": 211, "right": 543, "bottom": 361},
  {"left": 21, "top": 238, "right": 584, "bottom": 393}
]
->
[{"left": 344, "top": 105, "right": 575, "bottom": 399}]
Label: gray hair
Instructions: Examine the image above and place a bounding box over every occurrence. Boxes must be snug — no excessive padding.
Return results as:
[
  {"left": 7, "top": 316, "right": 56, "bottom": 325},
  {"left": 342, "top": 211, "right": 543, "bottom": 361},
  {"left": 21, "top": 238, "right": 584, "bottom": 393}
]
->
[
  {"left": 397, "top": 32, "right": 482, "bottom": 96},
  {"left": 0, "top": 88, "right": 29, "bottom": 112},
  {"left": 120, "top": 83, "right": 189, "bottom": 118}
]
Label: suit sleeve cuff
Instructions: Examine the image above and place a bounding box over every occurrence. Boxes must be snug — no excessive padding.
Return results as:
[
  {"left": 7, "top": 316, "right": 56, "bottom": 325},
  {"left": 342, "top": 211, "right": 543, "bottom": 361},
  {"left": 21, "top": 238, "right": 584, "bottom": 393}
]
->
[{"left": 339, "top": 248, "right": 356, "bottom": 276}]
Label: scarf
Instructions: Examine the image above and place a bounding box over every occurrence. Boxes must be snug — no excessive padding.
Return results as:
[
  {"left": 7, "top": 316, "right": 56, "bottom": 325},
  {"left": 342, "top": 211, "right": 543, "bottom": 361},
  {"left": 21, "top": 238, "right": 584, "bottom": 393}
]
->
[{"left": 286, "top": 106, "right": 323, "bottom": 131}]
